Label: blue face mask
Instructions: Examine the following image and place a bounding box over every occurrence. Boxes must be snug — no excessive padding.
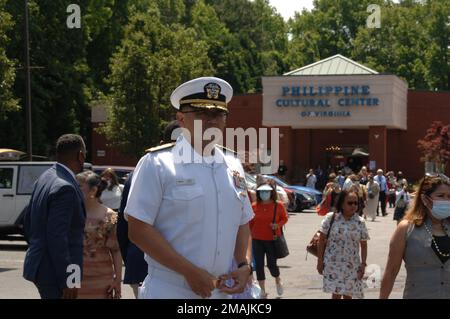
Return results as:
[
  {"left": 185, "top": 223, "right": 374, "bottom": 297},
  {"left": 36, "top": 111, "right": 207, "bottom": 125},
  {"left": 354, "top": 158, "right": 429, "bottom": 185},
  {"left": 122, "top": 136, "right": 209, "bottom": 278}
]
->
[
  {"left": 259, "top": 191, "right": 271, "bottom": 201},
  {"left": 431, "top": 200, "right": 450, "bottom": 220}
]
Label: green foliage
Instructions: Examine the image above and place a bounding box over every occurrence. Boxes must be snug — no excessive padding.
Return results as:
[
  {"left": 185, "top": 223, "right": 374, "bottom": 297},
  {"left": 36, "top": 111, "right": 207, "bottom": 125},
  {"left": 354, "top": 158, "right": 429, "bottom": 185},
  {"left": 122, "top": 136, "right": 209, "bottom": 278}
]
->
[
  {"left": 205, "top": 0, "right": 289, "bottom": 92},
  {"left": 0, "top": 0, "right": 448, "bottom": 159},
  {"left": 0, "top": 0, "right": 19, "bottom": 120},
  {"left": 100, "top": 2, "right": 212, "bottom": 157}
]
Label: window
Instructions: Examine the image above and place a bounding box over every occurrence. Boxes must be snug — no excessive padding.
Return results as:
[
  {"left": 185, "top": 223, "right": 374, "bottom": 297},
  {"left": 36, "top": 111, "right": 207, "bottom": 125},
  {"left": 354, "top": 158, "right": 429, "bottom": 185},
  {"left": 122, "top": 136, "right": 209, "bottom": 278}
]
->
[
  {"left": 0, "top": 168, "right": 14, "bottom": 189},
  {"left": 18, "top": 165, "right": 51, "bottom": 194}
]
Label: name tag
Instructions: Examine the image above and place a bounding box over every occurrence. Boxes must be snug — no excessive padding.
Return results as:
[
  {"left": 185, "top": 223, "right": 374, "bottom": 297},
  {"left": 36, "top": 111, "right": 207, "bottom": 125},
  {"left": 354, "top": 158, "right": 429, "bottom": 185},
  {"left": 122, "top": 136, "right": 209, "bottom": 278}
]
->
[{"left": 176, "top": 179, "right": 195, "bottom": 186}]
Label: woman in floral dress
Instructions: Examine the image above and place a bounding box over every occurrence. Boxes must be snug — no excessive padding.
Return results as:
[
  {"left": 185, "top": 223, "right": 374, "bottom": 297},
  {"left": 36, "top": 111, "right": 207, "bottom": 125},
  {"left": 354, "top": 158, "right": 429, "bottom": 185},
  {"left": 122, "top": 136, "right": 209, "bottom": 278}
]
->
[
  {"left": 76, "top": 171, "right": 122, "bottom": 299},
  {"left": 316, "top": 190, "right": 370, "bottom": 299}
]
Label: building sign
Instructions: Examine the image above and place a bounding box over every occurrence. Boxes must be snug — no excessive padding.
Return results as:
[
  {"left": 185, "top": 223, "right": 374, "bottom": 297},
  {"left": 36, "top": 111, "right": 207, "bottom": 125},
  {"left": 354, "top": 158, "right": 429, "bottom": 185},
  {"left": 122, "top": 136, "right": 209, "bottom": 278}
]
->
[
  {"left": 262, "top": 75, "right": 408, "bottom": 129},
  {"left": 97, "top": 150, "right": 106, "bottom": 157},
  {"left": 277, "top": 85, "right": 380, "bottom": 118}
]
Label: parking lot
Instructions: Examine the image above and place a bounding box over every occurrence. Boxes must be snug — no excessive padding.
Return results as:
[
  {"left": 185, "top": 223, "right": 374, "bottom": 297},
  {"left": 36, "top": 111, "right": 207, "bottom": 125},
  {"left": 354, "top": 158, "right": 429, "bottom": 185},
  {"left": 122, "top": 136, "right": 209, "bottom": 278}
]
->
[{"left": 0, "top": 207, "right": 406, "bottom": 299}]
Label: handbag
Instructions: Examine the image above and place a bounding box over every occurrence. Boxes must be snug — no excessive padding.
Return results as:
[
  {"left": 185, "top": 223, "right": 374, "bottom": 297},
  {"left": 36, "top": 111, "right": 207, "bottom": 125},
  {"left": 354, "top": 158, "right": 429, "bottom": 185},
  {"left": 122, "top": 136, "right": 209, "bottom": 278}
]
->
[
  {"left": 272, "top": 202, "right": 289, "bottom": 259},
  {"left": 306, "top": 212, "right": 336, "bottom": 258},
  {"left": 316, "top": 191, "right": 332, "bottom": 216},
  {"left": 396, "top": 194, "right": 407, "bottom": 208}
]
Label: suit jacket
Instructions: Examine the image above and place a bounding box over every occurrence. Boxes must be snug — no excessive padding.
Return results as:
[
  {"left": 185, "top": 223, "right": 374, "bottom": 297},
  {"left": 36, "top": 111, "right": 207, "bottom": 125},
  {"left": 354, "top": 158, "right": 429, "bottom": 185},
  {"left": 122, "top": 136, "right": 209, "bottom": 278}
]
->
[
  {"left": 23, "top": 164, "right": 86, "bottom": 289},
  {"left": 117, "top": 172, "right": 147, "bottom": 284}
]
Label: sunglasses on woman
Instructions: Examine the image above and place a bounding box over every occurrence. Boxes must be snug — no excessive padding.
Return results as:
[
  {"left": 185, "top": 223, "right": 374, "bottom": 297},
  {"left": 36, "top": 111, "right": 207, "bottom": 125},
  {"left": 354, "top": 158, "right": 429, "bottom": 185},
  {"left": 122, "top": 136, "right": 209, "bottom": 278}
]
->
[
  {"left": 425, "top": 173, "right": 450, "bottom": 183},
  {"left": 346, "top": 201, "right": 358, "bottom": 206}
]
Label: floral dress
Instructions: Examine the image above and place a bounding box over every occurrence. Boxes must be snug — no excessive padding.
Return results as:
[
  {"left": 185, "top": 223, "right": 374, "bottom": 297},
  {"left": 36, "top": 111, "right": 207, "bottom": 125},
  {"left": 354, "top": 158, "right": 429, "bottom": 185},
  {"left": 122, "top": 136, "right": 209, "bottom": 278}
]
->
[
  {"left": 77, "top": 210, "right": 120, "bottom": 299},
  {"left": 320, "top": 212, "right": 370, "bottom": 298}
]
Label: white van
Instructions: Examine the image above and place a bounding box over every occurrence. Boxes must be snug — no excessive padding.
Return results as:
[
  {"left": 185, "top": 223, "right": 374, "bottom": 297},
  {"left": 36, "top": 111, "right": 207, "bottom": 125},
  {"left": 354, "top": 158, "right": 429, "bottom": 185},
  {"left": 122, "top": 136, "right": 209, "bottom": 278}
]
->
[{"left": 0, "top": 162, "right": 54, "bottom": 235}]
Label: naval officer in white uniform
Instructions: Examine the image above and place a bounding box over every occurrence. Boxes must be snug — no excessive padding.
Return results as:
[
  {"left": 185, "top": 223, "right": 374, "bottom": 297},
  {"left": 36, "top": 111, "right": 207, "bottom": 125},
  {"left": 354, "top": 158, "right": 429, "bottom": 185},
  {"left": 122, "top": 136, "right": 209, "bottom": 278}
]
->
[{"left": 125, "top": 77, "right": 254, "bottom": 299}]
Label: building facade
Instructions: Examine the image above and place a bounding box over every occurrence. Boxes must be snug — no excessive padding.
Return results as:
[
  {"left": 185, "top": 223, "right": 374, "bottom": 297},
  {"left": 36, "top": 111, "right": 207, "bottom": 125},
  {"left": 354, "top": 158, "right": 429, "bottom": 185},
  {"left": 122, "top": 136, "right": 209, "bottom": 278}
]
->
[{"left": 92, "top": 55, "right": 450, "bottom": 183}]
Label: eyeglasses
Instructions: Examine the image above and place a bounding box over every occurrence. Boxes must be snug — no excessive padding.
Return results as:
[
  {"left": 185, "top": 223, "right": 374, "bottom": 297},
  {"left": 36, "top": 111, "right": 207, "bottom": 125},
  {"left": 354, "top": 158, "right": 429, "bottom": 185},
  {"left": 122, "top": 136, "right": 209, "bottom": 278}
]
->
[
  {"left": 181, "top": 109, "right": 228, "bottom": 120},
  {"left": 346, "top": 201, "right": 358, "bottom": 206}
]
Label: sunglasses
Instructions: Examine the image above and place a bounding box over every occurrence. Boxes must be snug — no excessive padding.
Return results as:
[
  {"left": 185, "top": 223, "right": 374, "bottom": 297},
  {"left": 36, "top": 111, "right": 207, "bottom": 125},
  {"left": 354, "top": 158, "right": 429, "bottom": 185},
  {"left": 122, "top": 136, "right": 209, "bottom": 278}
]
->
[
  {"left": 181, "top": 109, "right": 228, "bottom": 120},
  {"left": 425, "top": 173, "right": 450, "bottom": 183},
  {"left": 346, "top": 201, "right": 358, "bottom": 206}
]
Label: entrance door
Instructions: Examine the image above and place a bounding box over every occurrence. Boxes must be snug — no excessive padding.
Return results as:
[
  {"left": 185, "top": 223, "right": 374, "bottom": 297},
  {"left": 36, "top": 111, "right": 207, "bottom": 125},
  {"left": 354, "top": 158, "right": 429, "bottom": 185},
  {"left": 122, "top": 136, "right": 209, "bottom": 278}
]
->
[{"left": 326, "top": 145, "right": 369, "bottom": 174}]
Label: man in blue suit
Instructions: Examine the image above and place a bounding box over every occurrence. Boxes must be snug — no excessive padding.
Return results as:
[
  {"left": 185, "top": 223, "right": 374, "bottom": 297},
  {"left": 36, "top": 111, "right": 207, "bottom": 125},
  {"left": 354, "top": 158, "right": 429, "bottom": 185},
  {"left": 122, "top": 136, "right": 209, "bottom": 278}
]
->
[{"left": 23, "top": 134, "right": 87, "bottom": 299}]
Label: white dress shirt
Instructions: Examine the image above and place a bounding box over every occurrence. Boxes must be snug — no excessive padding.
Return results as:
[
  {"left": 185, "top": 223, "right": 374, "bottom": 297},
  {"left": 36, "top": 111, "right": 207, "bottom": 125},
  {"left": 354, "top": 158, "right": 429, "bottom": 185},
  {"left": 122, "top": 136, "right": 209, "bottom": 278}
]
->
[{"left": 125, "top": 135, "right": 254, "bottom": 299}]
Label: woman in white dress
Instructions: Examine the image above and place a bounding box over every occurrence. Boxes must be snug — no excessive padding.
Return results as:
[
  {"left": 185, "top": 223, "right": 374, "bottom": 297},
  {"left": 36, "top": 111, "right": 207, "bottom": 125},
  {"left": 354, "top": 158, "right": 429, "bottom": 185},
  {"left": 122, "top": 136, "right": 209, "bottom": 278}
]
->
[
  {"left": 317, "top": 190, "right": 370, "bottom": 299},
  {"left": 364, "top": 174, "right": 380, "bottom": 221},
  {"left": 100, "top": 168, "right": 124, "bottom": 211}
]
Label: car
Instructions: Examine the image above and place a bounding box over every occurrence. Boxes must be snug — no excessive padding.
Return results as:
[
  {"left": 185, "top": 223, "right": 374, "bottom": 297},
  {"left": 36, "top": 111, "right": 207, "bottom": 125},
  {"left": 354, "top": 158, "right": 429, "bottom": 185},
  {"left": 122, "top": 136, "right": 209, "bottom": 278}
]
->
[
  {"left": 92, "top": 165, "right": 135, "bottom": 184},
  {"left": 251, "top": 174, "right": 316, "bottom": 212},
  {"left": 262, "top": 175, "right": 323, "bottom": 207},
  {"left": 245, "top": 173, "right": 290, "bottom": 209},
  {"left": 290, "top": 191, "right": 316, "bottom": 212},
  {"left": 0, "top": 161, "right": 56, "bottom": 235},
  {"left": 260, "top": 175, "right": 316, "bottom": 212},
  {"left": 0, "top": 161, "right": 96, "bottom": 236}
]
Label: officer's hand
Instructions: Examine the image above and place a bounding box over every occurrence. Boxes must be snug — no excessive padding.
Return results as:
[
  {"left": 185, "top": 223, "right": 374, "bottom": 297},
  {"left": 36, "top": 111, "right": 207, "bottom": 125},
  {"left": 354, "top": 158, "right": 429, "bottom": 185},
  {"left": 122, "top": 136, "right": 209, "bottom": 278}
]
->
[
  {"left": 183, "top": 266, "right": 216, "bottom": 299},
  {"left": 62, "top": 287, "right": 78, "bottom": 299},
  {"left": 219, "top": 266, "right": 250, "bottom": 295}
]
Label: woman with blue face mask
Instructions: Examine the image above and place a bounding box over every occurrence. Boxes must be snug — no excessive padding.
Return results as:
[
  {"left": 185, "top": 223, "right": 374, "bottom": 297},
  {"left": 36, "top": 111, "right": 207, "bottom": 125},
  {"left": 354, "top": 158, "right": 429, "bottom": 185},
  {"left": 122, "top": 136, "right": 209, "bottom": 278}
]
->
[
  {"left": 249, "top": 183, "right": 289, "bottom": 298},
  {"left": 380, "top": 174, "right": 450, "bottom": 299}
]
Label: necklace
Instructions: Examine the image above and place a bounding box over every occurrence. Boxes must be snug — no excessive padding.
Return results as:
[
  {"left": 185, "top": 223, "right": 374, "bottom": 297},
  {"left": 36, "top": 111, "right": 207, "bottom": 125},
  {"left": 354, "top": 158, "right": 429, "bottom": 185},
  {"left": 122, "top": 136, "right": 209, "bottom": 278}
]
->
[{"left": 424, "top": 223, "right": 450, "bottom": 258}]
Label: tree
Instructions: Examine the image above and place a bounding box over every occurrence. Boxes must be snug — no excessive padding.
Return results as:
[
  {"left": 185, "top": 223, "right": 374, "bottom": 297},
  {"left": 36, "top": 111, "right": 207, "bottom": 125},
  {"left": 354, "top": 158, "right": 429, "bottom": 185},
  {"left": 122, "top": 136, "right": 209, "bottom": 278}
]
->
[
  {"left": 84, "top": 0, "right": 130, "bottom": 93},
  {"left": 101, "top": 2, "right": 212, "bottom": 158},
  {"left": 423, "top": 0, "right": 450, "bottom": 91},
  {"left": 190, "top": 0, "right": 253, "bottom": 93},
  {"left": 0, "top": 0, "right": 19, "bottom": 121},
  {"left": 287, "top": 0, "right": 384, "bottom": 70},
  {"left": 4, "top": 0, "right": 92, "bottom": 156},
  {"left": 0, "top": 0, "right": 20, "bottom": 151},
  {"left": 205, "top": 0, "right": 289, "bottom": 92},
  {"left": 353, "top": 1, "right": 430, "bottom": 89},
  {"left": 417, "top": 121, "right": 450, "bottom": 172}
]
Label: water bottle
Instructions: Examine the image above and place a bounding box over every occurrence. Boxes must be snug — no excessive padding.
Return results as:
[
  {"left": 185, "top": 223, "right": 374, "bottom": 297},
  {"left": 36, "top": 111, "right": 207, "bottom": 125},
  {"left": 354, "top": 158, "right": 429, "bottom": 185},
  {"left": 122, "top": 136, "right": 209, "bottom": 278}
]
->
[{"left": 250, "top": 280, "right": 262, "bottom": 299}]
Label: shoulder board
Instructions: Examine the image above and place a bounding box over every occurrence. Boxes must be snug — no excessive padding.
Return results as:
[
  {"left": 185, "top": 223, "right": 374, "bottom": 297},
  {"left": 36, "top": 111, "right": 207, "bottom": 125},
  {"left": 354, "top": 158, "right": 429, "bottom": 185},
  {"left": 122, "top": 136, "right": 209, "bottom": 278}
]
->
[
  {"left": 216, "top": 144, "right": 237, "bottom": 155},
  {"left": 145, "top": 142, "right": 176, "bottom": 153}
]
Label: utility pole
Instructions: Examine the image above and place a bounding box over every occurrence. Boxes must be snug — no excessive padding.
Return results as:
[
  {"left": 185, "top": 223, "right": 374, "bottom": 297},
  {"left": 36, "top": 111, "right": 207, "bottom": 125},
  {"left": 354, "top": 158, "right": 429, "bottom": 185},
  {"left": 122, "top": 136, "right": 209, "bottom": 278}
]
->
[{"left": 24, "top": 0, "right": 32, "bottom": 161}]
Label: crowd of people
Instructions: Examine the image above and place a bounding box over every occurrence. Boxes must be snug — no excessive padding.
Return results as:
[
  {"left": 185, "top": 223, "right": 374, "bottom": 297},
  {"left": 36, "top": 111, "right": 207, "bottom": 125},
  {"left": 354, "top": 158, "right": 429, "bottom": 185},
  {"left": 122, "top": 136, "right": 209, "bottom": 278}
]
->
[
  {"left": 308, "top": 166, "right": 412, "bottom": 223},
  {"left": 20, "top": 76, "right": 450, "bottom": 300}
]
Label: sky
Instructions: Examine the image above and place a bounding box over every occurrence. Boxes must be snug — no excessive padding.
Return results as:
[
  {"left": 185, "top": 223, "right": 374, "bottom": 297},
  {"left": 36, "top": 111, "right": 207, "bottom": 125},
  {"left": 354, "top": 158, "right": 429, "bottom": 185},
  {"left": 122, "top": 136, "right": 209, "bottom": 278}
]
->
[
  {"left": 269, "top": 0, "right": 401, "bottom": 21},
  {"left": 268, "top": 0, "right": 314, "bottom": 21}
]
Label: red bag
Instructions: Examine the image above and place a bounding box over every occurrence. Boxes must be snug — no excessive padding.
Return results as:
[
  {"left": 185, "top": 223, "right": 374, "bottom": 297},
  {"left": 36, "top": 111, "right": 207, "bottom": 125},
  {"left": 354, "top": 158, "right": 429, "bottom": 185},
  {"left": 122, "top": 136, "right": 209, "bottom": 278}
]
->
[{"left": 316, "top": 191, "right": 332, "bottom": 216}]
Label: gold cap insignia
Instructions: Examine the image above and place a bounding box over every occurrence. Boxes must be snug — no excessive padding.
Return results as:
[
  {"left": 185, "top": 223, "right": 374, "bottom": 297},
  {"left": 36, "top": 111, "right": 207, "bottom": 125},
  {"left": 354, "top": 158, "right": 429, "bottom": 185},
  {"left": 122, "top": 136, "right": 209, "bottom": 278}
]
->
[{"left": 204, "top": 83, "right": 221, "bottom": 100}]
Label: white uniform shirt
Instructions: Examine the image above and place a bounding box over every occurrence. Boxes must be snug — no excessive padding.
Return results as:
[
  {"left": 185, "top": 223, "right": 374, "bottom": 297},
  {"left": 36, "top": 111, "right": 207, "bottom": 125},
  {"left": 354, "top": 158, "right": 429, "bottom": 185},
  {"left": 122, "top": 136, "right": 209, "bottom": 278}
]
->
[{"left": 125, "top": 136, "right": 254, "bottom": 295}]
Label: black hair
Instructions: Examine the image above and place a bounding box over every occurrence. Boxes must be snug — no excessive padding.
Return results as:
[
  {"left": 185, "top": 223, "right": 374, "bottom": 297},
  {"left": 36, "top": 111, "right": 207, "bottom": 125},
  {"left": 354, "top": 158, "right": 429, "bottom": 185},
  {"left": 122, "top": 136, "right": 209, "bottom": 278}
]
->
[
  {"left": 335, "top": 190, "right": 360, "bottom": 213},
  {"left": 76, "top": 171, "right": 107, "bottom": 198},
  {"left": 56, "top": 134, "right": 85, "bottom": 159},
  {"left": 100, "top": 168, "right": 120, "bottom": 191}
]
